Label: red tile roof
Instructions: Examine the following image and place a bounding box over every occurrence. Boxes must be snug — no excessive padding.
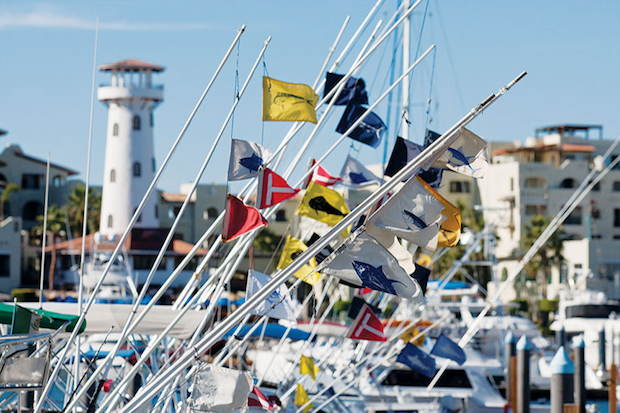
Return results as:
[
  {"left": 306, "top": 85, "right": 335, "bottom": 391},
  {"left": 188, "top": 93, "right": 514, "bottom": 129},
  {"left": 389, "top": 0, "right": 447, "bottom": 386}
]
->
[
  {"left": 46, "top": 233, "right": 207, "bottom": 255},
  {"left": 99, "top": 59, "right": 165, "bottom": 72}
]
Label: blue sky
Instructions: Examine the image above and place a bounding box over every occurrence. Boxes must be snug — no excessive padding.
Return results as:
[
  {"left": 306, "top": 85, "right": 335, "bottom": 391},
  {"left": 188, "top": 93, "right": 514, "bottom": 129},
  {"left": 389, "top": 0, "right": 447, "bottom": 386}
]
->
[{"left": 1, "top": 1, "right": 619, "bottom": 192}]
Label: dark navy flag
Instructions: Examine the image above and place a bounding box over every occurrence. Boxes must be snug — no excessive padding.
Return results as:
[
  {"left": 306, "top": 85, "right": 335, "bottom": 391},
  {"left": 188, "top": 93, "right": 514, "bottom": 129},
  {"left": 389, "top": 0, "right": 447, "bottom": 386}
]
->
[
  {"left": 410, "top": 264, "right": 431, "bottom": 296},
  {"left": 424, "top": 129, "right": 442, "bottom": 147},
  {"left": 306, "top": 233, "right": 334, "bottom": 265},
  {"left": 384, "top": 137, "right": 443, "bottom": 187},
  {"left": 430, "top": 334, "right": 467, "bottom": 365},
  {"left": 336, "top": 102, "right": 387, "bottom": 148},
  {"left": 397, "top": 343, "right": 437, "bottom": 378},
  {"left": 324, "top": 72, "right": 368, "bottom": 106},
  {"left": 347, "top": 296, "right": 381, "bottom": 320}
]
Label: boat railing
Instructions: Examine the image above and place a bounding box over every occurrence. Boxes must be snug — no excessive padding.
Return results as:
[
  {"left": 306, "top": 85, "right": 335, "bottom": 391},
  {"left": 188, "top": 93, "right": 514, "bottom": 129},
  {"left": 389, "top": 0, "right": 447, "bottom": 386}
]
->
[{"left": 0, "top": 332, "right": 53, "bottom": 391}]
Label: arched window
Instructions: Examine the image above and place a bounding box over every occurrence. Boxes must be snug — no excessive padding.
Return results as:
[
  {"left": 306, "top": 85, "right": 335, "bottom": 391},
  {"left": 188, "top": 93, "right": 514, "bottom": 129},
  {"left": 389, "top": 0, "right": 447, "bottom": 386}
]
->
[
  {"left": 132, "top": 116, "right": 141, "bottom": 131},
  {"left": 133, "top": 162, "right": 141, "bottom": 177},
  {"left": 560, "top": 178, "right": 577, "bottom": 189},
  {"left": 107, "top": 215, "right": 113, "bottom": 228},
  {"left": 110, "top": 169, "right": 116, "bottom": 182},
  {"left": 52, "top": 175, "right": 62, "bottom": 187},
  {"left": 525, "top": 177, "right": 546, "bottom": 189},
  {"left": 204, "top": 207, "right": 218, "bottom": 220},
  {"left": 150, "top": 112, "right": 154, "bottom": 127},
  {"left": 0, "top": 173, "right": 6, "bottom": 188},
  {"left": 22, "top": 201, "right": 44, "bottom": 221},
  {"left": 113, "top": 123, "right": 119, "bottom": 136}
]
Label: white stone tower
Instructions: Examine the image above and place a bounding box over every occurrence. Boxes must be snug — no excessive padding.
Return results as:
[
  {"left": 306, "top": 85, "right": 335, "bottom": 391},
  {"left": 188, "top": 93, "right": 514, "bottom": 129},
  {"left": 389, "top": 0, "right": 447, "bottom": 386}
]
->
[{"left": 97, "top": 59, "right": 164, "bottom": 235}]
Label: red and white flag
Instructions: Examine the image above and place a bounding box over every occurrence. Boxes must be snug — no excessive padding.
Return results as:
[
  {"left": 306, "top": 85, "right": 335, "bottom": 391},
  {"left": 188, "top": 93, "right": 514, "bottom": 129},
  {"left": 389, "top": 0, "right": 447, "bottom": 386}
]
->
[
  {"left": 257, "top": 168, "right": 299, "bottom": 209},
  {"left": 222, "top": 194, "right": 268, "bottom": 242},
  {"left": 346, "top": 302, "right": 387, "bottom": 341},
  {"left": 312, "top": 165, "right": 341, "bottom": 187},
  {"left": 248, "top": 386, "right": 276, "bottom": 411}
]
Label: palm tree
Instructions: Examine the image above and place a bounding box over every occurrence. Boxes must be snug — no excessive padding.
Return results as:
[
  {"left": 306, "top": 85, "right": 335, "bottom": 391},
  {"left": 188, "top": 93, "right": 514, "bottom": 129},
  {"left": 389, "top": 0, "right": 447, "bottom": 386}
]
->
[
  {"left": 34, "top": 205, "right": 66, "bottom": 291},
  {"left": 65, "top": 184, "right": 101, "bottom": 237},
  {"left": 0, "top": 183, "right": 20, "bottom": 221}
]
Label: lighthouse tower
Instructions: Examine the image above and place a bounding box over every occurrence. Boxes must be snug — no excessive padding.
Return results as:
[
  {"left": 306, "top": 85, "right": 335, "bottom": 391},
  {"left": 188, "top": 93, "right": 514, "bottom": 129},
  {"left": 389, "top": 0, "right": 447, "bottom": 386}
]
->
[{"left": 97, "top": 59, "right": 164, "bottom": 236}]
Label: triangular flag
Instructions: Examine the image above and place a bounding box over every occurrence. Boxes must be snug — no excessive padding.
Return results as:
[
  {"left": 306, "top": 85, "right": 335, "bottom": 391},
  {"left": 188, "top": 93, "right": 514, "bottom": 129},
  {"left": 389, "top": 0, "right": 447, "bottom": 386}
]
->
[
  {"left": 431, "top": 334, "right": 467, "bottom": 365},
  {"left": 336, "top": 102, "right": 386, "bottom": 148},
  {"left": 397, "top": 343, "right": 437, "bottom": 378},
  {"left": 188, "top": 365, "right": 253, "bottom": 412},
  {"left": 316, "top": 227, "right": 422, "bottom": 299},
  {"left": 296, "top": 181, "right": 350, "bottom": 227},
  {"left": 11, "top": 304, "right": 41, "bottom": 334},
  {"left": 248, "top": 386, "right": 276, "bottom": 411},
  {"left": 294, "top": 384, "right": 313, "bottom": 413},
  {"left": 324, "top": 72, "right": 368, "bottom": 106},
  {"left": 431, "top": 128, "right": 488, "bottom": 178},
  {"left": 384, "top": 136, "right": 443, "bottom": 187},
  {"left": 416, "top": 176, "right": 461, "bottom": 247},
  {"left": 228, "top": 139, "right": 272, "bottom": 181},
  {"left": 339, "top": 155, "right": 381, "bottom": 187},
  {"left": 263, "top": 77, "right": 319, "bottom": 123},
  {"left": 410, "top": 264, "right": 430, "bottom": 296},
  {"left": 368, "top": 177, "right": 446, "bottom": 250},
  {"left": 300, "top": 355, "right": 320, "bottom": 382},
  {"left": 257, "top": 168, "right": 299, "bottom": 209},
  {"left": 346, "top": 302, "right": 387, "bottom": 341},
  {"left": 246, "top": 270, "right": 296, "bottom": 320},
  {"left": 276, "top": 236, "right": 321, "bottom": 285},
  {"left": 222, "top": 195, "right": 268, "bottom": 243},
  {"left": 312, "top": 165, "right": 341, "bottom": 187},
  {"left": 416, "top": 254, "right": 432, "bottom": 267}
]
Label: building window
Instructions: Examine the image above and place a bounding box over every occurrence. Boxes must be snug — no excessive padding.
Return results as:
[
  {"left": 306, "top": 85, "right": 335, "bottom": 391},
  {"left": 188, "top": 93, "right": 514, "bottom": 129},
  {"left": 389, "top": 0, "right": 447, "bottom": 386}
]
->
[
  {"left": 0, "top": 255, "right": 10, "bottom": 277},
  {"left": 107, "top": 215, "right": 113, "bottom": 228},
  {"left": 613, "top": 181, "right": 620, "bottom": 192},
  {"left": 21, "top": 174, "right": 43, "bottom": 190},
  {"left": 133, "top": 255, "right": 166, "bottom": 270},
  {"left": 52, "top": 175, "right": 62, "bottom": 187},
  {"left": 0, "top": 173, "right": 7, "bottom": 188},
  {"left": 204, "top": 207, "right": 218, "bottom": 220},
  {"left": 110, "top": 169, "right": 116, "bottom": 182},
  {"left": 150, "top": 112, "right": 154, "bottom": 127},
  {"left": 133, "top": 162, "right": 141, "bottom": 177},
  {"left": 524, "top": 177, "right": 546, "bottom": 189},
  {"left": 560, "top": 178, "right": 577, "bottom": 189},
  {"left": 113, "top": 123, "right": 119, "bottom": 136},
  {"left": 615, "top": 209, "right": 620, "bottom": 227},
  {"left": 133, "top": 116, "right": 141, "bottom": 131},
  {"left": 525, "top": 205, "right": 547, "bottom": 216},
  {"left": 449, "top": 181, "right": 471, "bottom": 193},
  {"left": 592, "top": 181, "right": 601, "bottom": 191},
  {"left": 610, "top": 155, "right": 620, "bottom": 171},
  {"left": 275, "top": 210, "right": 287, "bottom": 222},
  {"left": 614, "top": 235, "right": 620, "bottom": 240},
  {"left": 168, "top": 206, "right": 181, "bottom": 219},
  {"left": 565, "top": 207, "right": 582, "bottom": 225},
  {"left": 22, "top": 201, "right": 43, "bottom": 221},
  {"left": 152, "top": 158, "right": 156, "bottom": 172}
]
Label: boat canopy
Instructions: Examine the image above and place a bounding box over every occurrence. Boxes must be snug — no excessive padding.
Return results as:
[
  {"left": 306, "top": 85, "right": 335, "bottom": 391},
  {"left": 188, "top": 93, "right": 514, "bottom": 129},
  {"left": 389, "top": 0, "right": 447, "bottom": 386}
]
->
[{"left": 0, "top": 302, "right": 86, "bottom": 333}]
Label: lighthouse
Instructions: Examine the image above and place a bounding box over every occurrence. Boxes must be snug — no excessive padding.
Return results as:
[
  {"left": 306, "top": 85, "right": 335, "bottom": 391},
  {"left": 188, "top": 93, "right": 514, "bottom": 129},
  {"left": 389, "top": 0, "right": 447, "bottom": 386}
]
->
[{"left": 97, "top": 59, "right": 163, "bottom": 236}]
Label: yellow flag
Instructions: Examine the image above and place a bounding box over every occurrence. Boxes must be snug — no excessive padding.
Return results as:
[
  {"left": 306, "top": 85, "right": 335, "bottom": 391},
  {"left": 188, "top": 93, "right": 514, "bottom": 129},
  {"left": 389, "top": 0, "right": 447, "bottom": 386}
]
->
[
  {"left": 296, "top": 181, "right": 350, "bottom": 227},
  {"left": 295, "top": 384, "right": 313, "bottom": 413},
  {"left": 277, "top": 236, "right": 321, "bottom": 285},
  {"left": 300, "top": 354, "right": 320, "bottom": 381},
  {"left": 263, "top": 77, "right": 319, "bottom": 123},
  {"left": 417, "top": 176, "right": 461, "bottom": 247},
  {"left": 400, "top": 325, "right": 426, "bottom": 346},
  {"left": 416, "top": 254, "right": 432, "bottom": 267}
]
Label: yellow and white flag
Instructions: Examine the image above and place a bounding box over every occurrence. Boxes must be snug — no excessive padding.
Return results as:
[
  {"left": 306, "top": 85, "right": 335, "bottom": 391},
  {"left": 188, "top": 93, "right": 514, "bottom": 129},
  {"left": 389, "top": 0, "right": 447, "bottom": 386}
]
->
[
  {"left": 417, "top": 176, "right": 461, "bottom": 247},
  {"left": 277, "top": 236, "right": 321, "bottom": 285},
  {"left": 263, "top": 77, "right": 319, "bottom": 123}
]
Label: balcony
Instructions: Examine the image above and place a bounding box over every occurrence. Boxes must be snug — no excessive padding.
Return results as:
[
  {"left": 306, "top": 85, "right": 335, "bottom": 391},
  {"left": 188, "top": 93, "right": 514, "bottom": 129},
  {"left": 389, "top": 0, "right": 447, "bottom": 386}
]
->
[{"left": 98, "top": 84, "right": 163, "bottom": 102}]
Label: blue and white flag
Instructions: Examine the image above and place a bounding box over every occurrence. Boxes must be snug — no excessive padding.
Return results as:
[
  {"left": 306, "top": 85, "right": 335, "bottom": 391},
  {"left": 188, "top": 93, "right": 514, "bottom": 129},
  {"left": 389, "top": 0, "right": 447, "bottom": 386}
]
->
[
  {"left": 397, "top": 343, "right": 437, "bottom": 378},
  {"left": 336, "top": 102, "right": 386, "bottom": 148},
  {"left": 368, "top": 178, "right": 446, "bottom": 250},
  {"left": 315, "top": 227, "right": 422, "bottom": 299},
  {"left": 430, "top": 334, "right": 467, "bottom": 365},
  {"left": 228, "top": 139, "right": 272, "bottom": 181},
  {"left": 339, "top": 155, "right": 381, "bottom": 187},
  {"left": 431, "top": 128, "right": 488, "bottom": 178},
  {"left": 246, "top": 270, "right": 295, "bottom": 321}
]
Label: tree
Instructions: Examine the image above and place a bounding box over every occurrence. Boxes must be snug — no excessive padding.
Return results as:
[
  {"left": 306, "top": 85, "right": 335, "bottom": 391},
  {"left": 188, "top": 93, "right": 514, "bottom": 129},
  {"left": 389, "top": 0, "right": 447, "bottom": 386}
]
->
[
  {"left": 34, "top": 205, "right": 66, "bottom": 291},
  {"left": 0, "top": 183, "right": 20, "bottom": 221},
  {"left": 65, "top": 184, "right": 101, "bottom": 237}
]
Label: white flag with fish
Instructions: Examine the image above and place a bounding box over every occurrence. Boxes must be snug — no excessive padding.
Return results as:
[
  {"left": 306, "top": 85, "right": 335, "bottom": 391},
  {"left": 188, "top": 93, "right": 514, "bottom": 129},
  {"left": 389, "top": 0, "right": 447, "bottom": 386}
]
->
[
  {"left": 315, "top": 227, "right": 422, "bottom": 299},
  {"left": 228, "top": 139, "right": 272, "bottom": 181},
  {"left": 368, "top": 177, "right": 445, "bottom": 250},
  {"left": 339, "top": 155, "right": 381, "bottom": 187},
  {"left": 431, "top": 128, "right": 488, "bottom": 178},
  {"left": 246, "top": 270, "right": 296, "bottom": 321}
]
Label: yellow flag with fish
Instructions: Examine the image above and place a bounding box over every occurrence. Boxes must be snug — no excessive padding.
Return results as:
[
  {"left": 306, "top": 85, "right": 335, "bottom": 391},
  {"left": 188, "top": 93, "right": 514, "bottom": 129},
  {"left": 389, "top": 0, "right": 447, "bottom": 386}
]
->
[
  {"left": 296, "top": 181, "right": 350, "bottom": 227},
  {"left": 277, "top": 236, "right": 321, "bottom": 285},
  {"left": 416, "top": 176, "right": 461, "bottom": 247},
  {"left": 263, "top": 77, "right": 319, "bottom": 123}
]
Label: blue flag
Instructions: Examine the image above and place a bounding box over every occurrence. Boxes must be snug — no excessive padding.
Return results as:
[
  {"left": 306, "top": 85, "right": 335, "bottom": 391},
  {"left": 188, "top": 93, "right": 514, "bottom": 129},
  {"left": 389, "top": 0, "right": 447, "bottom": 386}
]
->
[
  {"left": 324, "top": 72, "right": 368, "bottom": 106},
  {"left": 430, "top": 334, "right": 467, "bottom": 365},
  {"left": 397, "top": 343, "right": 437, "bottom": 378},
  {"left": 410, "top": 264, "right": 431, "bottom": 296},
  {"left": 336, "top": 102, "right": 386, "bottom": 148},
  {"left": 384, "top": 137, "right": 443, "bottom": 187}
]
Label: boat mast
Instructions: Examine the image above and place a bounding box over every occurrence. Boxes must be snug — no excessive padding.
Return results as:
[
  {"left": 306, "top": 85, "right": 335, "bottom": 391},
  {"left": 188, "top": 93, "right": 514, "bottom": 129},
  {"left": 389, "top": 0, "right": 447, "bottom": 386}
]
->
[{"left": 401, "top": 0, "right": 411, "bottom": 140}]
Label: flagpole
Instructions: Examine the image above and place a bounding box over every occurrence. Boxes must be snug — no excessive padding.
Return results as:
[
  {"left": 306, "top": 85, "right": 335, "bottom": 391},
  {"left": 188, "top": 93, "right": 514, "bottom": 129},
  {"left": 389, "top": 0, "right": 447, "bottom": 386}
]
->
[
  {"left": 426, "top": 130, "right": 620, "bottom": 392},
  {"left": 35, "top": 25, "right": 247, "bottom": 413},
  {"left": 116, "top": 72, "right": 525, "bottom": 413},
  {"left": 38, "top": 153, "right": 51, "bottom": 309},
  {"left": 401, "top": 0, "right": 410, "bottom": 140}
]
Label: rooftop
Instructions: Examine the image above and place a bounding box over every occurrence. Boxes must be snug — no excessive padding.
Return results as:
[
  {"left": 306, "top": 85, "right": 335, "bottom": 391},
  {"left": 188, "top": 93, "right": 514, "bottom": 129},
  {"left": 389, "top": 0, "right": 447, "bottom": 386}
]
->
[
  {"left": 535, "top": 124, "right": 603, "bottom": 139},
  {"left": 46, "top": 233, "right": 207, "bottom": 255},
  {"left": 493, "top": 143, "right": 596, "bottom": 156},
  {"left": 99, "top": 59, "right": 165, "bottom": 73}
]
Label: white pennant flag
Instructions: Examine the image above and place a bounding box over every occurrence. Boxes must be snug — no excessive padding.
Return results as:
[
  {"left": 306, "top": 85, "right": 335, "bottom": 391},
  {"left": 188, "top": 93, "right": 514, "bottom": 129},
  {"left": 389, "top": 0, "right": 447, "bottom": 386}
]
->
[
  {"left": 246, "top": 270, "right": 296, "bottom": 321},
  {"left": 432, "top": 128, "right": 488, "bottom": 178},
  {"left": 339, "top": 155, "right": 381, "bottom": 187},
  {"left": 368, "top": 177, "right": 445, "bottom": 250},
  {"left": 316, "top": 228, "right": 422, "bottom": 299},
  {"left": 228, "top": 139, "right": 272, "bottom": 181}
]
